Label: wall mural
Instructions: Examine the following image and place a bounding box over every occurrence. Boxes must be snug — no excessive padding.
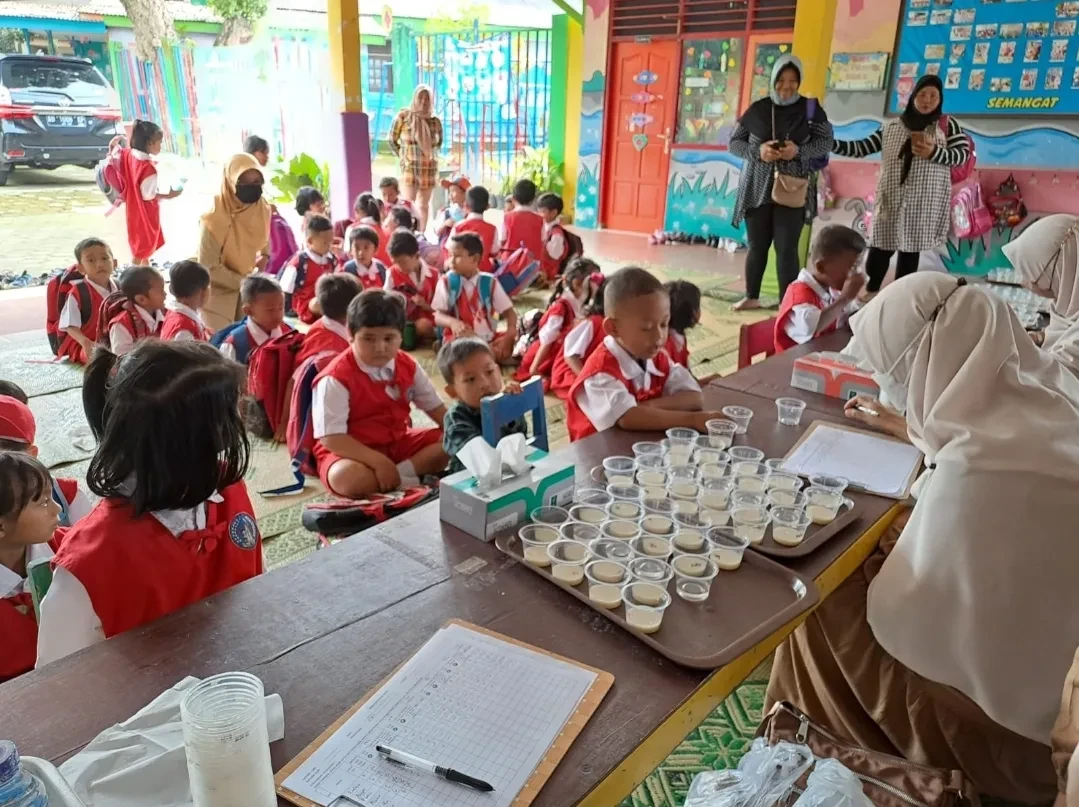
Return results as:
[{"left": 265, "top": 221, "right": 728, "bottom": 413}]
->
[
  {"left": 663, "top": 150, "right": 746, "bottom": 241},
  {"left": 574, "top": 0, "right": 608, "bottom": 228}
]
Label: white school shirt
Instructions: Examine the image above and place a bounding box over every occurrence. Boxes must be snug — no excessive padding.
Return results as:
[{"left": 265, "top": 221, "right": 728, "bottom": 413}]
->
[
  {"left": 430, "top": 273, "right": 513, "bottom": 341},
  {"left": 318, "top": 316, "right": 350, "bottom": 343},
  {"left": 58, "top": 277, "right": 115, "bottom": 330},
  {"left": 131, "top": 149, "right": 158, "bottom": 201},
  {"left": 165, "top": 301, "right": 206, "bottom": 342},
  {"left": 219, "top": 320, "right": 283, "bottom": 362},
  {"left": 543, "top": 220, "right": 567, "bottom": 261},
  {"left": 382, "top": 261, "right": 437, "bottom": 295},
  {"left": 538, "top": 289, "right": 584, "bottom": 346},
  {"left": 35, "top": 492, "right": 225, "bottom": 668},
  {"left": 574, "top": 336, "right": 700, "bottom": 433},
  {"left": 783, "top": 269, "right": 850, "bottom": 346},
  {"left": 109, "top": 304, "right": 164, "bottom": 356},
  {"left": 562, "top": 317, "right": 596, "bottom": 358},
  {"left": 312, "top": 356, "right": 443, "bottom": 439},
  {"left": 278, "top": 248, "right": 333, "bottom": 294},
  {"left": 58, "top": 485, "right": 93, "bottom": 524}
]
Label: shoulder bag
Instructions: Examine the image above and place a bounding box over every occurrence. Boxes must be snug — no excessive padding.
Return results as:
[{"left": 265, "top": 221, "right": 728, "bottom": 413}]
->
[{"left": 770, "top": 104, "right": 810, "bottom": 209}]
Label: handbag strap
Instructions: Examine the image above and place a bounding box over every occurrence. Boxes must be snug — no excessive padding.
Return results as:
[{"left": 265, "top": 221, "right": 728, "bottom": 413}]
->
[{"left": 771, "top": 103, "right": 776, "bottom": 142}]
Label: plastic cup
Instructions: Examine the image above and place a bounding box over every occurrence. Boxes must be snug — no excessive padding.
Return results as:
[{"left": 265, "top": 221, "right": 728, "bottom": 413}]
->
[
  {"left": 776, "top": 397, "right": 807, "bottom": 426},
  {"left": 771, "top": 507, "right": 813, "bottom": 547},
  {"left": 601, "top": 455, "right": 638, "bottom": 486},
  {"left": 705, "top": 418, "right": 738, "bottom": 448},
  {"left": 636, "top": 467, "right": 669, "bottom": 488},
  {"left": 601, "top": 518, "right": 641, "bottom": 541},
  {"left": 640, "top": 513, "right": 675, "bottom": 537},
  {"left": 809, "top": 474, "right": 849, "bottom": 495},
  {"left": 805, "top": 486, "right": 844, "bottom": 525},
  {"left": 568, "top": 503, "right": 608, "bottom": 525},
  {"left": 585, "top": 560, "right": 628, "bottom": 608},
  {"left": 721, "top": 405, "right": 754, "bottom": 434},
  {"left": 673, "top": 510, "right": 712, "bottom": 531},
  {"left": 621, "top": 582, "right": 672, "bottom": 634},
  {"left": 699, "top": 478, "right": 733, "bottom": 526},
  {"left": 767, "top": 488, "right": 808, "bottom": 510},
  {"left": 643, "top": 496, "right": 676, "bottom": 517},
  {"left": 663, "top": 438, "right": 695, "bottom": 467},
  {"left": 698, "top": 461, "right": 731, "bottom": 480},
  {"left": 670, "top": 528, "right": 706, "bottom": 553},
  {"left": 643, "top": 485, "right": 669, "bottom": 500},
  {"left": 666, "top": 427, "right": 699, "bottom": 442},
  {"left": 560, "top": 521, "right": 602, "bottom": 544},
  {"left": 631, "top": 534, "right": 673, "bottom": 560},
  {"left": 733, "top": 463, "right": 770, "bottom": 493},
  {"left": 574, "top": 487, "right": 612, "bottom": 507},
  {"left": 694, "top": 437, "right": 730, "bottom": 466},
  {"left": 765, "top": 458, "right": 787, "bottom": 472},
  {"left": 731, "top": 490, "right": 767, "bottom": 508},
  {"left": 728, "top": 445, "right": 765, "bottom": 464},
  {"left": 547, "top": 540, "right": 591, "bottom": 585},
  {"left": 695, "top": 448, "right": 725, "bottom": 467},
  {"left": 695, "top": 434, "right": 729, "bottom": 452},
  {"left": 632, "top": 441, "right": 665, "bottom": 459},
  {"left": 606, "top": 483, "right": 644, "bottom": 503},
  {"left": 606, "top": 498, "right": 644, "bottom": 521},
  {"left": 671, "top": 552, "right": 719, "bottom": 601},
  {"left": 637, "top": 453, "right": 671, "bottom": 471},
  {"left": 627, "top": 557, "right": 674, "bottom": 587},
  {"left": 732, "top": 506, "right": 772, "bottom": 544},
  {"left": 530, "top": 505, "right": 570, "bottom": 525},
  {"left": 765, "top": 472, "right": 803, "bottom": 492},
  {"left": 708, "top": 526, "right": 751, "bottom": 571},
  {"left": 519, "top": 524, "right": 561, "bottom": 566},
  {"left": 589, "top": 537, "right": 635, "bottom": 565},
  {"left": 669, "top": 487, "right": 700, "bottom": 515}
]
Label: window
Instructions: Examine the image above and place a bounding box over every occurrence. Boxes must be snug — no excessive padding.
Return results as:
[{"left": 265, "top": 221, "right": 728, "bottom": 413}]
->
[
  {"left": 676, "top": 38, "right": 742, "bottom": 144},
  {"left": 367, "top": 44, "right": 393, "bottom": 94},
  {"left": 2, "top": 59, "right": 106, "bottom": 91}
]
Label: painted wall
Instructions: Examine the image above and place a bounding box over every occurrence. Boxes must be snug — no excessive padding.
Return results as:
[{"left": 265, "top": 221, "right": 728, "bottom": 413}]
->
[
  {"left": 663, "top": 150, "right": 745, "bottom": 241},
  {"left": 573, "top": 0, "right": 607, "bottom": 228}
]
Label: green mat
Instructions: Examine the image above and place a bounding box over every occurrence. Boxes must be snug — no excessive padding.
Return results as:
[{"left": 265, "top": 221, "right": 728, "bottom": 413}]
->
[
  {"left": 0, "top": 335, "right": 86, "bottom": 398},
  {"left": 30, "top": 388, "right": 96, "bottom": 469}
]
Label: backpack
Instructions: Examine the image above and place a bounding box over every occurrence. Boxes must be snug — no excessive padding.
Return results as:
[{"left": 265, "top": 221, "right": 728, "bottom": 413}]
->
[
  {"left": 950, "top": 178, "right": 993, "bottom": 241},
  {"left": 211, "top": 319, "right": 254, "bottom": 364},
  {"left": 259, "top": 353, "right": 334, "bottom": 496},
  {"left": 447, "top": 271, "right": 496, "bottom": 322},
  {"left": 938, "top": 115, "right": 976, "bottom": 185},
  {"left": 95, "top": 142, "right": 126, "bottom": 209},
  {"left": 246, "top": 329, "right": 306, "bottom": 438},
  {"left": 301, "top": 487, "right": 439, "bottom": 536},
  {"left": 805, "top": 98, "right": 830, "bottom": 173},
  {"left": 493, "top": 246, "right": 541, "bottom": 298},
  {"left": 97, "top": 291, "right": 153, "bottom": 348},
  {"left": 46, "top": 266, "right": 90, "bottom": 355},
  {"left": 284, "top": 252, "right": 311, "bottom": 314},
  {"left": 988, "top": 172, "right": 1028, "bottom": 228}
]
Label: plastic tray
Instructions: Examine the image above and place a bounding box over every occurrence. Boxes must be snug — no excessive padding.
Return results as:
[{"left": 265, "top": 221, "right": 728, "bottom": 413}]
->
[
  {"left": 21, "top": 756, "right": 87, "bottom": 807},
  {"left": 750, "top": 500, "right": 860, "bottom": 559},
  {"left": 495, "top": 531, "right": 819, "bottom": 670}
]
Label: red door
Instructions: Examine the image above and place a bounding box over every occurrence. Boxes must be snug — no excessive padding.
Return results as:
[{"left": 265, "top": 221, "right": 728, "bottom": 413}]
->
[{"left": 601, "top": 40, "right": 680, "bottom": 234}]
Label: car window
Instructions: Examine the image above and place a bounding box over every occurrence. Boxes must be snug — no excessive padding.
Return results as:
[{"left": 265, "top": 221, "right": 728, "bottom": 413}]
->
[{"left": 2, "top": 61, "right": 106, "bottom": 91}]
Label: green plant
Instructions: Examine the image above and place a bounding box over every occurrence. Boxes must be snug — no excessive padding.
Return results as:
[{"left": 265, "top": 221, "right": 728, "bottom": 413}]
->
[
  {"left": 269, "top": 153, "right": 330, "bottom": 204},
  {"left": 206, "top": 0, "right": 267, "bottom": 23},
  {"left": 494, "top": 146, "right": 565, "bottom": 198},
  {"left": 0, "top": 29, "right": 25, "bottom": 53}
]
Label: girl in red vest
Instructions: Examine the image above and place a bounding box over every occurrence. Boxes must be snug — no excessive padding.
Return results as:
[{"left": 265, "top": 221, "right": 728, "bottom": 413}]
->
[
  {"left": 0, "top": 453, "right": 62, "bottom": 682},
  {"left": 161, "top": 260, "right": 211, "bottom": 342},
  {"left": 665, "top": 280, "right": 723, "bottom": 385},
  {"left": 549, "top": 275, "right": 606, "bottom": 400},
  {"left": 121, "top": 120, "right": 182, "bottom": 265},
  {"left": 104, "top": 265, "right": 166, "bottom": 356},
  {"left": 36, "top": 340, "right": 262, "bottom": 667},
  {"left": 517, "top": 257, "right": 597, "bottom": 387}
]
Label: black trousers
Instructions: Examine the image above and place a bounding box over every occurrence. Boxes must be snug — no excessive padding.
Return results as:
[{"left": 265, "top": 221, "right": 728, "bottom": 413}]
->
[
  {"left": 865, "top": 247, "right": 919, "bottom": 292},
  {"left": 743, "top": 203, "right": 804, "bottom": 302}
]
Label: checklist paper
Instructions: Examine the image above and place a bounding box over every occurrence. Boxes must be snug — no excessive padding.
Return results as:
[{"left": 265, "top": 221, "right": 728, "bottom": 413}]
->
[
  {"left": 281, "top": 623, "right": 599, "bottom": 807},
  {"left": 781, "top": 422, "right": 923, "bottom": 499}
]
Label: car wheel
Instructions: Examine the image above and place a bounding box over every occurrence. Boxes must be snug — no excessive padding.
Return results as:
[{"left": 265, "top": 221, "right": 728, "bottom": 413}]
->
[{"left": 0, "top": 166, "right": 11, "bottom": 187}]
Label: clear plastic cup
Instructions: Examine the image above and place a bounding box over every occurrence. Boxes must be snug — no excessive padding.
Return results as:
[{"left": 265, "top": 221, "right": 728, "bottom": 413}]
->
[
  {"left": 695, "top": 448, "right": 725, "bottom": 467},
  {"left": 765, "top": 458, "right": 787, "bottom": 472},
  {"left": 809, "top": 474, "right": 849, "bottom": 495},
  {"left": 606, "top": 483, "right": 644, "bottom": 502},
  {"left": 666, "top": 427, "right": 699, "bottom": 442},
  {"left": 698, "top": 461, "right": 731, "bottom": 480},
  {"left": 601, "top": 518, "right": 641, "bottom": 541},
  {"left": 732, "top": 506, "right": 771, "bottom": 544},
  {"left": 698, "top": 478, "right": 733, "bottom": 526},
  {"left": 599, "top": 455, "right": 638, "bottom": 486},
  {"left": 632, "top": 441, "right": 665, "bottom": 459},
  {"left": 574, "top": 487, "right": 612, "bottom": 507},
  {"left": 776, "top": 397, "right": 807, "bottom": 426},
  {"left": 765, "top": 472, "right": 803, "bottom": 492},
  {"left": 705, "top": 418, "right": 738, "bottom": 448},
  {"left": 771, "top": 507, "right": 813, "bottom": 547},
  {"left": 637, "top": 453, "right": 671, "bottom": 471},
  {"left": 667, "top": 465, "right": 699, "bottom": 483},
  {"left": 671, "top": 552, "right": 719, "bottom": 601},
  {"left": 669, "top": 487, "right": 700, "bottom": 515},
  {"left": 589, "top": 537, "right": 635, "bottom": 565},
  {"left": 568, "top": 503, "right": 608, "bottom": 525},
  {"left": 636, "top": 465, "right": 669, "bottom": 488},
  {"left": 621, "top": 582, "right": 672, "bottom": 634},
  {"left": 708, "top": 526, "right": 751, "bottom": 571},
  {"left": 731, "top": 490, "right": 768, "bottom": 510},
  {"left": 530, "top": 505, "right": 571, "bottom": 525},
  {"left": 519, "top": 523, "right": 561, "bottom": 566},
  {"left": 805, "top": 486, "right": 844, "bottom": 525},
  {"left": 733, "top": 463, "right": 770, "bottom": 493},
  {"left": 547, "top": 540, "right": 591, "bottom": 585},
  {"left": 671, "top": 527, "right": 707, "bottom": 553},
  {"left": 643, "top": 485, "right": 669, "bottom": 500},
  {"left": 640, "top": 512, "right": 675, "bottom": 537},
  {"left": 695, "top": 434, "right": 729, "bottom": 452},
  {"left": 694, "top": 436, "right": 730, "bottom": 466},
  {"left": 663, "top": 438, "right": 695, "bottom": 467},
  {"left": 721, "top": 405, "right": 754, "bottom": 434},
  {"left": 767, "top": 488, "right": 808, "bottom": 510},
  {"left": 627, "top": 557, "right": 674, "bottom": 587},
  {"left": 667, "top": 477, "right": 700, "bottom": 503},
  {"left": 728, "top": 445, "right": 765, "bottom": 463},
  {"left": 631, "top": 534, "right": 673, "bottom": 560},
  {"left": 673, "top": 510, "right": 712, "bottom": 532},
  {"left": 643, "top": 496, "right": 676, "bottom": 516},
  {"left": 585, "top": 560, "right": 628, "bottom": 608},
  {"left": 560, "top": 521, "right": 602, "bottom": 544},
  {"left": 606, "top": 498, "right": 644, "bottom": 521}
]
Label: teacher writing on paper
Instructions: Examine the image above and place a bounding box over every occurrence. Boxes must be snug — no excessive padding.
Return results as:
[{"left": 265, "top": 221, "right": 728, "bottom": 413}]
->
[{"left": 768, "top": 274, "right": 1079, "bottom": 801}]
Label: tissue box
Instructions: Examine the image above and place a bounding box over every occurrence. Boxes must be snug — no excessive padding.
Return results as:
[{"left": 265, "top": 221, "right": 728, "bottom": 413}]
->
[
  {"left": 791, "top": 351, "right": 880, "bottom": 400},
  {"left": 439, "top": 450, "right": 575, "bottom": 541}
]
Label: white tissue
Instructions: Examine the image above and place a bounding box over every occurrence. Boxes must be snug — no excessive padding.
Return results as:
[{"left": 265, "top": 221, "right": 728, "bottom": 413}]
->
[
  {"left": 58, "top": 676, "right": 284, "bottom": 807},
  {"left": 457, "top": 433, "right": 531, "bottom": 492}
]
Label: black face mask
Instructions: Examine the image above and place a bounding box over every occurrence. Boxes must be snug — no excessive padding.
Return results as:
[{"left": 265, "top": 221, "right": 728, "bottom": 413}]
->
[{"left": 235, "top": 183, "right": 263, "bottom": 204}]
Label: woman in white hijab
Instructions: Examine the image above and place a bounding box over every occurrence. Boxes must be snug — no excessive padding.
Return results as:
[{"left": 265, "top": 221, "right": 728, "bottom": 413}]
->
[{"left": 768, "top": 273, "right": 1079, "bottom": 801}]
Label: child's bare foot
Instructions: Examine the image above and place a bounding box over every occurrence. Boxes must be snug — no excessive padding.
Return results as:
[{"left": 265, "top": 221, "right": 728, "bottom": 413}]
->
[{"left": 732, "top": 297, "right": 760, "bottom": 311}]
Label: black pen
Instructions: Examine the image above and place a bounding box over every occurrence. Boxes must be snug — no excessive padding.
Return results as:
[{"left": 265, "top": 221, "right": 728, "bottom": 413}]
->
[{"left": 376, "top": 744, "right": 495, "bottom": 793}]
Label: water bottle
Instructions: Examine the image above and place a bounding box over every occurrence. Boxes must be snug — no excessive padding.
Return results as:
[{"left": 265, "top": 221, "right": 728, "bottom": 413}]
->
[{"left": 0, "top": 741, "right": 48, "bottom": 807}]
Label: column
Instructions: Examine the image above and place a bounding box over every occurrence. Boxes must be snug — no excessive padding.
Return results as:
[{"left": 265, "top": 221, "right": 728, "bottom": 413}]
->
[
  {"left": 327, "top": 0, "right": 371, "bottom": 217},
  {"left": 792, "top": 0, "right": 839, "bottom": 100}
]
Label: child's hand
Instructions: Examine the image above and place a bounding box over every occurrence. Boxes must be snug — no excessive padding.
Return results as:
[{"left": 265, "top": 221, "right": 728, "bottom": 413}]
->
[
  {"left": 502, "top": 380, "right": 522, "bottom": 395},
  {"left": 272, "top": 420, "right": 287, "bottom": 445},
  {"left": 371, "top": 454, "right": 402, "bottom": 492},
  {"left": 452, "top": 321, "right": 474, "bottom": 337},
  {"left": 840, "top": 272, "right": 866, "bottom": 301}
]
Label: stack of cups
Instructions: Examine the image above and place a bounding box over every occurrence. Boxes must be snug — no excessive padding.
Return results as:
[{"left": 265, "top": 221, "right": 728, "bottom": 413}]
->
[{"left": 181, "top": 672, "right": 277, "bottom": 807}]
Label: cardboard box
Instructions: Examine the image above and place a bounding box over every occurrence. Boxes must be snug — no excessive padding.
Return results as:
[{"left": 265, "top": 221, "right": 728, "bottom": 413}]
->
[
  {"left": 439, "top": 450, "right": 575, "bottom": 542},
  {"left": 791, "top": 351, "right": 880, "bottom": 400}
]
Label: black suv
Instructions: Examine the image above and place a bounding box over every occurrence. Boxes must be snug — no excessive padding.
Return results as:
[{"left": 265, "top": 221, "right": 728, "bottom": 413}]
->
[{"left": 0, "top": 54, "right": 123, "bottom": 185}]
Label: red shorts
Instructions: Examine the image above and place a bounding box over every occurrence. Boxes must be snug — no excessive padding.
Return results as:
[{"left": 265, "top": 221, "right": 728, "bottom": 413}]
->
[{"left": 314, "top": 427, "right": 443, "bottom": 494}]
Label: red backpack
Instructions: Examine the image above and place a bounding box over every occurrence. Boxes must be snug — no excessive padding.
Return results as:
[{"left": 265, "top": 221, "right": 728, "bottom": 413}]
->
[
  {"left": 46, "top": 266, "right": 89, "bottom": 355},
  {"left": 939, "top": 115, "right": 976, "bottom": 184},
  {"left": 260, "top": 352, "right": 332, "bottom": 496},
  {"left": 493, "top": 246, "right": 541, "bottom": 298},
  {"left": 246, "top": 329, "right": 306, "bottom": 438},
  {"left": 97, "top": 292, "right": 154, "bottom": 348}
]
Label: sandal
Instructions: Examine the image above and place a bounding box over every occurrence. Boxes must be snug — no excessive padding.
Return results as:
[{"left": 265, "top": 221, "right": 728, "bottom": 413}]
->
[{"left": 732, "top": 297, "right": 761, "bottom": 311}]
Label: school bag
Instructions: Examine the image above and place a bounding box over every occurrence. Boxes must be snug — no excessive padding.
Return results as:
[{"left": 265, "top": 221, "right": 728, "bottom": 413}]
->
[
  {"left": 284, "top": 251, "right": 313, "bottom": 315},
  {"left": 259, "top": 353, "right": 333, "bottom": 496},
  {"left": 493, "top": 246, "right": 541, "bottom": 297},
  {"left": 96, "top": 291, "right": 154, "bottom": 348},
  {"left": 938, "top": 114, "right": 976, "bottom": 185},
  {"left": 988, "top": 173, "right": 1027, "bottom": 228},
  {"left": 211, "top": 319, "right": 254, "bottom": 363},
  {"left": 246, "top": 329, "right": 306, "bottom": 439},
  {"left": 95, "top": 140, "right": 126, "bottom": 209},
  {"left": 950, "top": 177, "right": 993, "bottom": 240},
  {"left": 447, "top": 271, "right": 496, "bottom": 322},
  {"left": 46, "top": 266, "right": 90, "bottom": 355},
  {"left": 301, "top": 487, "right": 439, "bottom": 536}
]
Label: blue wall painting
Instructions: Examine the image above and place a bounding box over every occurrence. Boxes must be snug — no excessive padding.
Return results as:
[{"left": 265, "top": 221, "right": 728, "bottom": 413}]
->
[
  {"left": 663, "top": 150, "right": 746, "bottom": 242},
  {"left": 574, "top": 69, "right": 604, "bottom": 228}
]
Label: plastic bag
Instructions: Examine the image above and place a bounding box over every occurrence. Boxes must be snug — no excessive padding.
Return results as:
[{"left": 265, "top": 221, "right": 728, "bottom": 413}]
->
[
  {"left": 792, "top": 759, "right": 873, "bottom": 807},
  {"left": 685, "top": 738, "right": 814, "bottom": 807}
]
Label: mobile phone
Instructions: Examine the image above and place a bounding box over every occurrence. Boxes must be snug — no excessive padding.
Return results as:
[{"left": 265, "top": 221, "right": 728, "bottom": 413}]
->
[{"left": 774, "top": 139, "right": 788, "bottom": 148}]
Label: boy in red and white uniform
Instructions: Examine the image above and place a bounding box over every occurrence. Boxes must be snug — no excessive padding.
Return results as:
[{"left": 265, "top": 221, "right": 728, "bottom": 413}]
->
[
  {"left": 312, "top": 289, "right": 448, "bottom": 499},
  {"left": 106, "top": 265, "right": 166, "bottom": 356},
  {"left": 161, "top": 260, "right": 211, "bottom": 341},
  {"left": 774, "top": 225, "right": 866, "bottom": 353},
  {"left": 537, "top": 192, "right": 572, "bottom": 281},
  {"left": 279, "top": 213, "right": 338, "bottom": 324},
  {"left": 56, "top": 238, "right": 118, "bottom": 364},
  {"left": 296, "top": 274, "right": 360, "bottom": 366},
  {"left": 436, "top": 174, "right": 470, "bottom": 244},
  {"left": 342, "top": 226, "right": 388, "bottom": 291},
  {"left": 383, "top": 230, "right": 439, "bottom": 343},
  {"left": 433, "top": 232, "right": 517, "bottom": 361},
  {"left": 498, "top": 179, "right": 545, "bottom": 265},
  {"left": 448, "top": 185, "right": 499, "bottom": 271},
  {"left": 567, "top": 266, "right": 723, "bottom": 442},
  {"left": 217, "top": 275, "right": 292, "bottom": 365},
  {"left": 379, "top": 176, "right": 421, "bottom": 227}
]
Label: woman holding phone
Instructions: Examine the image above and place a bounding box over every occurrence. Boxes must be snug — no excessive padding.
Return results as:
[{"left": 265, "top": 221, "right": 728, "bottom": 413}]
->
[{"left": 833, "top": 75, "right": 969, "bottom": 297}]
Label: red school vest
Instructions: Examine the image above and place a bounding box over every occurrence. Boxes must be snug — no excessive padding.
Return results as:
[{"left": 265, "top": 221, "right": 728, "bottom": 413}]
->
[
  {"left": 120, "top": 149, "right": 164, "bottom": 259},
  {"left": 440, "top": 272, "right": 498, "bottom": 344},
  {"left": 107, "top": 306, "right": 162, "bottom": 345},
  {"left": 345, "top": 258, "right": 388, "bottom": 291},
  {"left": 161, "top": 308, "right": 208, "bottom": 341},
  {"left": 453, "top": 217, "right": 498, "bottom": 271},
  {"left": 388, "top": 264, "right": 438, "bottom": 322},
  {"left": 516, "top": 296, "right": 577, "bottom": 382},
  {"left": 296, "top": 319, "right": 349, "bottom": 366},
  {"left": 56, "top": 279, "right": 112, "bottom": 364},
  {"left": 566, "top": 343, "right": 672, "bottom": 442},
  {"left": 499, "top": 208, "right": 544, "bottom": 260},
  {"left": 665, "top": 331, "right": 690, "bottom": 367},
  {"left": 774, "top": 280, "right": 836, "bottom": 353},
  {"left": 287, "top": 252, "right": 334, "bottom": 325},
  {"left": 550, "top": 314, "right": 605, "bottom": 400},
  {"left": 51, "top": 481, "right": 263, "bottom": 640},
  {"left": 315, "top": 349, "right": 417, "bottom": 448},
  {"left": 0, "top": 534, "right": 62, "bottom": 681},
  {"left": 540, "top": 223, "right": 570, "bottom": 281}
]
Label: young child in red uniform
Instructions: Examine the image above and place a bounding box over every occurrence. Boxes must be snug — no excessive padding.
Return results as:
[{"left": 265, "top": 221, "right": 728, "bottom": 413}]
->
[
  {"left": 296, "top": 274, "right": 360, "bottom": 366},
  {"left": 56, "top": 237, "right": 118, "bottom": 364},
  {"left": 498, "top": 179, "right": 545, "bottom": 266},
  {"left": 449, "top": 186, "right": 499, "bottom": 271},
  {"left": 104, "top": 265, "right": 166, "bottom": 356},
  {"left": 312, "top": 290, "right": 448, "bottom": 498},
  {"left": 37, "top": 341, "right": 262, "bottom": 666},
  {"left": 0, "top": 452, "right": 63, "bottom": 681},
  {"left": 162, "top": 260, "right": 211, "bottom": 342},
  {"left": 217, "top": 275, "right": 290, "bottom": 365},
  {"left": 665, "top": 280, "right": 722, "bottom": 386},
  {"left": 295, "top": 186, "right": 327, "bottom": 219},
  {"left": 774, "top": 225, "right": 866, "bottom": 353},
  {"left": 517, "top": 257, "right": 597, "bottom": 386},
  {"left": 342, "top": 227, "right": 388, "bottom": 290},
  {"left": 537, "top": 193, "right": 572, "bottom": 281},
  {"left": 567, "top": 267, "right": 722, "bottom": 441},
  {"left": 121, "top": 120, "right": 182, "bottom": 265},
  {"left": 336, "top": 193, "right": 382, "bottom": 251},
  {"left": 433, "top": 233, "right": 517, "bottom": 361},
  {"left": 280, "top": 213, "right": 337, "bottom": 324},
  {"left": 384, "top": 230, "right": 438, "bottom": 343},
  {"left": 379, "top": 176, "right": 421, "bottom": 228},
  {"left": 550, "top": 276, "right": 606, "bottom": 400},
  {"left": 436, "top": 174, "right": 470, "bottom": 245}
]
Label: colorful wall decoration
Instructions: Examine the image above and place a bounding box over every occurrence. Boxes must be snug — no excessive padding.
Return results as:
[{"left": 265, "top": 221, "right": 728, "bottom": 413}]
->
[
  {"left": 574, "top": 0, "right": 608, "bottom": 228},
  {"left": 663, "top": 150, "right": 746, "bottom": 241},
  {"left": 831, "top": 0, "right": 905, "bottom": 56},
  {"left": 828, "top": 52, "right": 890, "bottom": 90}
]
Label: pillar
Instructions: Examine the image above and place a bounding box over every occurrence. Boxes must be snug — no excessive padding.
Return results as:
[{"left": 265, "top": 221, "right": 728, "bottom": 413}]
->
[
  {"left": 562, "top": 16, "right": 584, "bottom": 216},
  {"left": 792, "top": 0, "right": 839, "bottom": 99},
  {"left": 327, "top": 0, "right": 371, "bottom": 217}
]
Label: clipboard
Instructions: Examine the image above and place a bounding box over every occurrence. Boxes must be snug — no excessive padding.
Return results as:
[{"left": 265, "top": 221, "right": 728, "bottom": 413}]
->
[
  {"left": 781, "top": 420, "right": 923, "bottom": 500},
  {"left": 275, "top": 619, "right": 615, "bottom": 807}
]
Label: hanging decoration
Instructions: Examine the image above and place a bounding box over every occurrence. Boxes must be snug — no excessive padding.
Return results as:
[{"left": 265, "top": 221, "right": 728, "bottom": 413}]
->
[{"left": 632, "top": 133, "right": 649, "bottom": 151}]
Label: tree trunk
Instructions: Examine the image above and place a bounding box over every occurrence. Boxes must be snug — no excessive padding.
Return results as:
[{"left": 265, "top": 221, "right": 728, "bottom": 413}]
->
[
  {"left": 214, "top": 16, "right": 254, "bottom": 46},
  {"left": 119, "top": 0, "right": 175, "bottom": 61}
]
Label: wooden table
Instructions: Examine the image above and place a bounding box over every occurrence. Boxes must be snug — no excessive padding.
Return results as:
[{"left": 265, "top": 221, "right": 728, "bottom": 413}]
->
[{"left": 0, "top": 341, "right": 900, "bottom": 807}]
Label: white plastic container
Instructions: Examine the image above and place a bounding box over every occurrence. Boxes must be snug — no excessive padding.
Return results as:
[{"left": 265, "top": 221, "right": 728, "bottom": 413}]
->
[{"left": 20, "top": 757, "right": 86, "bottom": 807}]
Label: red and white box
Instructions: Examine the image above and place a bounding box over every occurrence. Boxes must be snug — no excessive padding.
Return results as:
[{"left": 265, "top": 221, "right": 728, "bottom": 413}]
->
[{"left": 791, "top": 351, "right": 880, "bottom": 400}]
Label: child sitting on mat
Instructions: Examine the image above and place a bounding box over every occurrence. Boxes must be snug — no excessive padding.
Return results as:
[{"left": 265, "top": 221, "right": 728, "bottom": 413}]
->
[
  {"left": 384, "top": 231, "right": 438, "bottom": 344},
  {"left": 550, "top": 275, "right": 606, "bottom": 400},
  {"left": 216, "top": 275, "right": 291, "bottom": 365},
  {"left": 104, "top": 265, "right": 166, "bottom": 356},
  {"left": 342, "top": 226, "right": 388, "bottom": 291},
  {"left": 161, "top": 260, "right": 211, "bottom": 342},
  {"left": 296, "top": 274, "right": 360, "bottom": 366},
  {"left": 280, "top": 213, "right": 337, "bottom": 324},
  {"left": 55, "top": 237, "right": 118, "bottom": 364},
  {"left": 516, "top": 257, "right": 596, "bottom": 386}
]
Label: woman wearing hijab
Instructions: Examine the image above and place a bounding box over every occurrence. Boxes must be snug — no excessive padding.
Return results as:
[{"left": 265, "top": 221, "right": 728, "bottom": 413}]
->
[
  {"left": 834, "top": 75, "right": 969, "bottom": 295},
  {"left": 197, "top": 153, "right": 272, "bottom": 330},
  {"left": 769, "top": 273, "right": 1079, "bottom": 802},
  {"left": 728, "top": 55, "right": 833, "bottom": 310},
  {"left": 389, "top": 85, "right": 443, "bottom": 231}
]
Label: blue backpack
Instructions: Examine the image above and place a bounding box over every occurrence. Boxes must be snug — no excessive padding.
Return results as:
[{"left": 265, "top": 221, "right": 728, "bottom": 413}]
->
[
  {"left": 210, "top": 318, "right": 253, "bottom": 364},
  {"left": 447, "top": 271, "right": 496, "bottom": 321}
]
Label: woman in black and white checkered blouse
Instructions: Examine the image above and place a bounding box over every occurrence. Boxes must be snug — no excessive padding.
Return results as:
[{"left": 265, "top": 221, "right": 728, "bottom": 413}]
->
[{"left": 834, "top": 75, "right": 970, "bottom": 295}]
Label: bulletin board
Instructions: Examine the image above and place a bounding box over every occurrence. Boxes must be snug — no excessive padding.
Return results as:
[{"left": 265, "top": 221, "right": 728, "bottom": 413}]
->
[{"left": 888, "top": 0, "right": 1079, "bottom": 116}]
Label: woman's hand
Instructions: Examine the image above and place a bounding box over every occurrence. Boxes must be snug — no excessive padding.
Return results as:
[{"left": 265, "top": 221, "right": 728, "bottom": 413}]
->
[
  {"left": 255, "top": 253, "right": 269, "bottom": 272},
  {"left": 759, "top": 141, "right": 780, "bottom": 163},
  {"left": 844, "top": 395, "right": 908, "bottom": 442},
  {"left": 911, "top": 137, "right": 935, "bottom": 159},
  {"left": 778, "top": 142, "right": 799, "bottom": 161}
]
